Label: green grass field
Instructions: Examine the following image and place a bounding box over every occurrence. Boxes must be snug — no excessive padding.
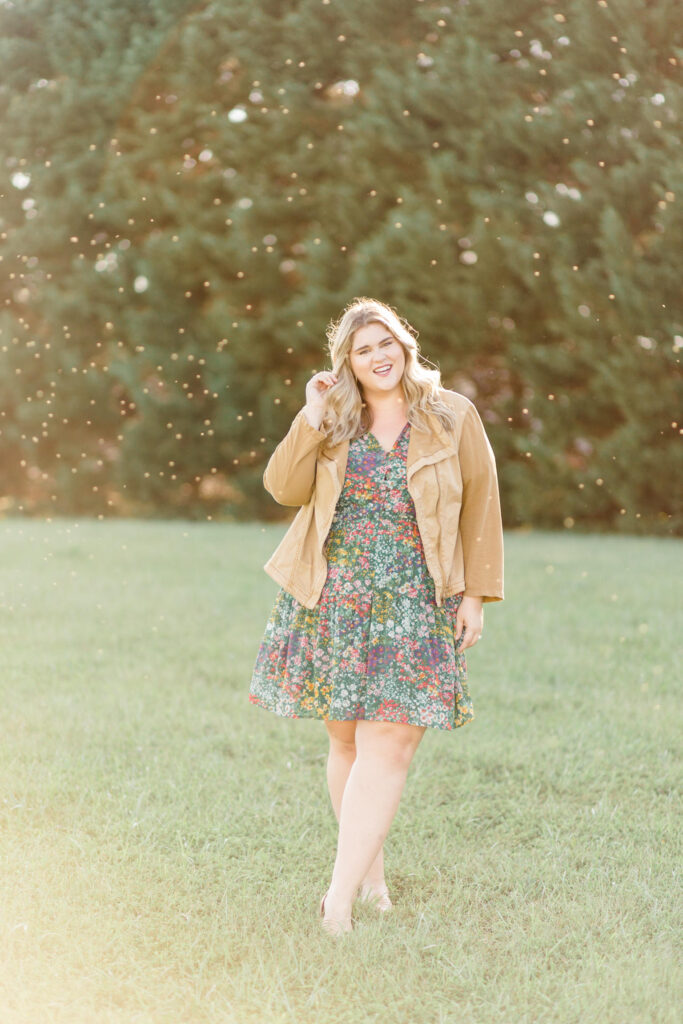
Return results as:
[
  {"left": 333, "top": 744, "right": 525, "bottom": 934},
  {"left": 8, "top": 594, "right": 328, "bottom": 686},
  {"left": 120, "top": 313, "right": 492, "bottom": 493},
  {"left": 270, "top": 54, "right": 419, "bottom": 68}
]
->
[{"left": 0, "top": 518, "right": 680, "bottom": 1024}]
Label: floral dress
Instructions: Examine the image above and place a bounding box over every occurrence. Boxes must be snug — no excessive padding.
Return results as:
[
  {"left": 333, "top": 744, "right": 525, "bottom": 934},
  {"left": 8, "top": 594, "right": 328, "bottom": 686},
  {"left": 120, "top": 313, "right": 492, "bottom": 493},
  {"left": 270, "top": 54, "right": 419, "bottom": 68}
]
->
[{"left": 248, "top": 421, "right": 474, "bottom": 731}]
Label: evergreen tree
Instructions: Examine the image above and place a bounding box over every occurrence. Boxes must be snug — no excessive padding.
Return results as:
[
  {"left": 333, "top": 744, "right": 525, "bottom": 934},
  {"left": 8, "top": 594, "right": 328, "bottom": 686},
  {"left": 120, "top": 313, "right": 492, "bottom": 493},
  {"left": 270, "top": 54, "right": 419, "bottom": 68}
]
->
[{"left": 0, "top": 0, "right": 680, "bottom": 532}]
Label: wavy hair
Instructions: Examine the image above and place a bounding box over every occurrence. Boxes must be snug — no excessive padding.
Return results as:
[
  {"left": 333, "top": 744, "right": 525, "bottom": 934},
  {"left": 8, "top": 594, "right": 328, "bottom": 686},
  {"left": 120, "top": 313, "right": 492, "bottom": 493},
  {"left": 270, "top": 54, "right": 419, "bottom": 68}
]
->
[{"left": 318, "top": 296, "right": 460, "bottom": 449}]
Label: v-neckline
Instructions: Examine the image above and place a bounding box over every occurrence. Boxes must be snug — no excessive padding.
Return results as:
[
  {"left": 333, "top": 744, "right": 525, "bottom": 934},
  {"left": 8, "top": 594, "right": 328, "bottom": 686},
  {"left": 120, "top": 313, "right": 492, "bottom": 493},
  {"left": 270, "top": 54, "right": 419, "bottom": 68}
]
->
[{"left": 366, "top": 420, "right": 410, "bottom": 454}]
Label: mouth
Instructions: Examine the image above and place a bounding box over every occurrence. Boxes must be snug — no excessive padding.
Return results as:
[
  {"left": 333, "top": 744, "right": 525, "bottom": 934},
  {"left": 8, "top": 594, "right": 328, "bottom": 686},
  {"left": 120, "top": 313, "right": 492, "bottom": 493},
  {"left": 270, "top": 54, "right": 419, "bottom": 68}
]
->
[{"left": 373, "top": 364, "right": 392, "bottom": 377}]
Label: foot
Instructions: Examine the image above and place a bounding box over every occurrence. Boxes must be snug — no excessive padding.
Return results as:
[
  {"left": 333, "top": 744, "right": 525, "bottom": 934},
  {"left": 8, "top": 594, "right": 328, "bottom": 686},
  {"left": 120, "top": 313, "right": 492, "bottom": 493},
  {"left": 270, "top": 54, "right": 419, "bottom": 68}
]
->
[
  {"left": 320, "top": 891, "right": 353, "bottom": 936},
  {"left": 357, "top": 880, "right": 393, "bottom": 912}
]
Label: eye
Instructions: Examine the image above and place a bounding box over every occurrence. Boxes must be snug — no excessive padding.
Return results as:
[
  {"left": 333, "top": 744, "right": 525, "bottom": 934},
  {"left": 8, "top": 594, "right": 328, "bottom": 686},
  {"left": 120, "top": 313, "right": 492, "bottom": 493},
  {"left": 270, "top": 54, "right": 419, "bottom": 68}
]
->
[{"left": 355, "top": 339, "right": 393, "bottom": 355}]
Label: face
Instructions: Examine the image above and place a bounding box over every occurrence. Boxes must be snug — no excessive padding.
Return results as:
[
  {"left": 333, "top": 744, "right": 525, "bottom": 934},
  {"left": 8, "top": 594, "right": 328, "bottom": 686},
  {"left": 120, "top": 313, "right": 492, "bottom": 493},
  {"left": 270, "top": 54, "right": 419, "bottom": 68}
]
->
[{"left": 348, "top": 322, "right": 406, "bottom": 401}]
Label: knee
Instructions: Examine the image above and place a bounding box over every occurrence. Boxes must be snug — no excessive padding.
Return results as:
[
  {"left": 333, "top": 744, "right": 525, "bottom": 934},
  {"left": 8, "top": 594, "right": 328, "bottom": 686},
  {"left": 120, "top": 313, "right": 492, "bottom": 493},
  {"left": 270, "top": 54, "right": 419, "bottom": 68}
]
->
[
  {"left": 328, "top": 737, "right": 357, "bottom": 761},
  {"left": 327, "top": 733, "right": 358, "bottom": 757},
  {"left": 381, "top": 742, "right": 417, "bottom": 772},
  {"left": 326, "top": 721, "right": 357, "bottom": 758},
  {"left": 361, "top": 745, "right": 412, "bottom": 774},
  {"left": 356, "top": 723, "right": 423, "bottom": 771}
]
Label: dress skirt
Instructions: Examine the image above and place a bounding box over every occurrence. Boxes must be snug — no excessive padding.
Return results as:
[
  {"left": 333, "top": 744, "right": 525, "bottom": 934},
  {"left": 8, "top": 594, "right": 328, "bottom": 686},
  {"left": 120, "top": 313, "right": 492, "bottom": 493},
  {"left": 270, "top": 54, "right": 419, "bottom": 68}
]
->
[{"left": 248, "top": 421, "right": 474, "bottom": 731}]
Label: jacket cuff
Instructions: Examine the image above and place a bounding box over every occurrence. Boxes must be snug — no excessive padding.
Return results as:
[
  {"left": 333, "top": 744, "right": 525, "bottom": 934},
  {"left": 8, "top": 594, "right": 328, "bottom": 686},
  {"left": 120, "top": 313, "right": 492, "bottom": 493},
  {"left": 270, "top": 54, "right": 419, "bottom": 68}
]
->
[
  {"left": 296, "top": 406, "right": 327, "bottom": 437},
  {"left": 464, "top": 590, "right": 504, "bottom": 603}
]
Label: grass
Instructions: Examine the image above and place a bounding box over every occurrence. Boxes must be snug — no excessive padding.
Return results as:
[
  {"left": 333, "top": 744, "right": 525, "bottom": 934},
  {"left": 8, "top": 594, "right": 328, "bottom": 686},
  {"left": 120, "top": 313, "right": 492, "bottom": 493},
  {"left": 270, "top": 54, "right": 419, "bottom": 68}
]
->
[{"left": 0, "top": 517, "right": 680, "bottom": 1024}]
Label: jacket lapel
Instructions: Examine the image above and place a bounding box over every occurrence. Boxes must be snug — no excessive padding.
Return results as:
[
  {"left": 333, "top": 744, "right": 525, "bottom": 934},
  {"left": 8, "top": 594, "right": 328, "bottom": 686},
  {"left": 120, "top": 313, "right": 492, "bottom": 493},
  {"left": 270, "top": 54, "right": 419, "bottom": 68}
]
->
[
  {"left": 405, "top": 411, "right": 458, "bottom": 484},
  {"left": 318, "top": 410, "right": 457, "bottom": 493}
]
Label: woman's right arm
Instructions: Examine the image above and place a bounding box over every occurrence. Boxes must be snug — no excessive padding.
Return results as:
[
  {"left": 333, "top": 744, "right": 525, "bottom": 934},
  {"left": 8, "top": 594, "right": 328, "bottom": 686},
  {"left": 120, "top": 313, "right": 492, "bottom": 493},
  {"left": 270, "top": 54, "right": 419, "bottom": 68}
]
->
[
  {"left": 262, "top": 405, "right": 327, "bottom": 506},
  {"left": 263, "top": 370, "right": 338, "bottom": 506}
]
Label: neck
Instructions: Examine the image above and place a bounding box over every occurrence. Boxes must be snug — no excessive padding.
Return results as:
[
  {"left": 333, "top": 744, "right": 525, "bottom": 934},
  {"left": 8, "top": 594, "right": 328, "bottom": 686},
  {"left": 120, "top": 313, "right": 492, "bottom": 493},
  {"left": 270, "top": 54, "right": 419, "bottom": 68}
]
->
[{"left": 362, "top": 386, "right": 407, "bottom": 421}]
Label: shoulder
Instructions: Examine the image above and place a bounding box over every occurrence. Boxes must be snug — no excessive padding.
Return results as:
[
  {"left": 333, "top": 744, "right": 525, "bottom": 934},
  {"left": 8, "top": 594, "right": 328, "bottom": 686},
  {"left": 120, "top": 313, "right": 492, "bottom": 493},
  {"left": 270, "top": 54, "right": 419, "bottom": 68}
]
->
[
  {"left": 434, "top": 389, "right": 492, "bottom": 453},
  {"left": 435, "top": 387, "right": 478, "bottom": 417}
]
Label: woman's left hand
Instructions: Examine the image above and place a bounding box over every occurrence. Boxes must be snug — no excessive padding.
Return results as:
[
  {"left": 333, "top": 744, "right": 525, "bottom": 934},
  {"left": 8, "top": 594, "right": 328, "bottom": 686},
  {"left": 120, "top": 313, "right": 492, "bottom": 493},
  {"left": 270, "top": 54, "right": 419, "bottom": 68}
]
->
[{"left": 454, "top": 595, "right": 484, "bottom": 651}]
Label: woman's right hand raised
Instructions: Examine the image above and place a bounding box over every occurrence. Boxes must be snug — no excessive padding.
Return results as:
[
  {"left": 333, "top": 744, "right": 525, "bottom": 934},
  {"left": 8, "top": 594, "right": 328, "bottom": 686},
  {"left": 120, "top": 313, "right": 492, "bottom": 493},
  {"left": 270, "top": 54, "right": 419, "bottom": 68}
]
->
[{"left": 305, "top": 370, "right": 339, "bottom": 412}]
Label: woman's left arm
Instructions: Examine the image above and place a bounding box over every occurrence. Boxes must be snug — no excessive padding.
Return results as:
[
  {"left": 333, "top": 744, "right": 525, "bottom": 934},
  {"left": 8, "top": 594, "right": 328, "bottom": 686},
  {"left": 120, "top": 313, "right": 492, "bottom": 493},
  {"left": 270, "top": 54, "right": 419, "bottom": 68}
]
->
[
  {"left": 453, "top": 401, "right": 504, "bottom": 648},
  {"left": 453, "top": 595, "right": 484, "bottom": 651}
]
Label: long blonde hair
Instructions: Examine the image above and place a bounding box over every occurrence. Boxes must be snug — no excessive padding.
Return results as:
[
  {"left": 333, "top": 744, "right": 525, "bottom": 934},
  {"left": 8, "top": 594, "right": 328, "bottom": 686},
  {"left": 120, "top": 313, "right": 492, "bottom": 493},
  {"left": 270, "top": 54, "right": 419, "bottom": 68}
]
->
[{"left": 319, "top": 296, "right": 460, "bottom": 449}]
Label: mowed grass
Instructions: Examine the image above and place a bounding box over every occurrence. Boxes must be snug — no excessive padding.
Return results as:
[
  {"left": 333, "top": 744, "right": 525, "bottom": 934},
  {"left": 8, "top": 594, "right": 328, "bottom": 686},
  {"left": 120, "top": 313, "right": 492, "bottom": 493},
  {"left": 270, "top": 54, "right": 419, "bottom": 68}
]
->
[{"left": 0, "top": 517, "right": 680, "bottom": 1024}]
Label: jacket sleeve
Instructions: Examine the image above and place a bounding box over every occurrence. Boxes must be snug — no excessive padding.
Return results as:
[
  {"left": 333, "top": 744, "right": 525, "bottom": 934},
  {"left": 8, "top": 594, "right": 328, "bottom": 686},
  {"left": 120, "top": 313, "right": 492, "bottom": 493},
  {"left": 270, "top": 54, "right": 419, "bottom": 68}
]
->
[
  {"left": 263, "top": 406, "right": 327, "bottom": 506},
  {"left": 457, "top": 401, "right": 504, "bottom": 602}
]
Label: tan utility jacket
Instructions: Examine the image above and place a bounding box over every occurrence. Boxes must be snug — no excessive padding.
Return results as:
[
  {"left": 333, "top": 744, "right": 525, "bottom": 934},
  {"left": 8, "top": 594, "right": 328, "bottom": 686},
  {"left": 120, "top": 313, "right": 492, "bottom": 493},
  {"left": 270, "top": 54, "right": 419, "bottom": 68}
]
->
[{"left": 262, "top": 388, "right": 504, "bottom": 609}]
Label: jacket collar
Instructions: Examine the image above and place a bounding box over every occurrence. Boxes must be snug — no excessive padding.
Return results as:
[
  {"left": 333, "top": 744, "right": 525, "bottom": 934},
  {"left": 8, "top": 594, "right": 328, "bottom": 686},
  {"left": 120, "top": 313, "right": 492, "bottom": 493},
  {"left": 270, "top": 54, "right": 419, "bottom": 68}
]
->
[{"left": 320, "top": 410, "right": 457, "bottom": 489}]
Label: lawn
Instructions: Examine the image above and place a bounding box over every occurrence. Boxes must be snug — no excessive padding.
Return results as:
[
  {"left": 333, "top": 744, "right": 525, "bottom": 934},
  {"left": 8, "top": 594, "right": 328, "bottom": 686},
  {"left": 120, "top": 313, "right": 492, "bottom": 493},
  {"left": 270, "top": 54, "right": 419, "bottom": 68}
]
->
[{"left": 0, "top": 518, "right": 679, "bottom": 1024}]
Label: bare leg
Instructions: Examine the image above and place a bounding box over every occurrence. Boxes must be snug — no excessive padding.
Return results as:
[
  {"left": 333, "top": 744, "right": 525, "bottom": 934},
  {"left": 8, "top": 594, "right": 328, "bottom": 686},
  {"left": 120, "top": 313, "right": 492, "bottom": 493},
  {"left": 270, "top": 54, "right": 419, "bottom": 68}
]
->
[
  {"left": 323, "top": 719, "right": 426, "bottom": 931},
  {"left": 325, "top": 721, "right": 386, "bottom": 888}
]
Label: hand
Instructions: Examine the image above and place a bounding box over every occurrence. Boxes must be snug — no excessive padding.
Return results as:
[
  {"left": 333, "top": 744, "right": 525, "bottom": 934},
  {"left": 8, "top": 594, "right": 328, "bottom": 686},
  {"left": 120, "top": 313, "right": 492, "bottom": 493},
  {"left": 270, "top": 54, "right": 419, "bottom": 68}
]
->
[
  {"left": 305, "top": 370, "right": 339, "bottom": 412},
  {"left": 453, "top": 595, "right": 484, "bottom": 651}
]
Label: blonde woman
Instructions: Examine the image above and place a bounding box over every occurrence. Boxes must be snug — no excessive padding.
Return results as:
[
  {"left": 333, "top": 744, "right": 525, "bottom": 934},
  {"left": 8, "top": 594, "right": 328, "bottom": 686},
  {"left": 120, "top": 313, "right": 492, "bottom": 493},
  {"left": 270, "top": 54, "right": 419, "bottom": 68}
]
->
[{"left": 249, "top": 297, "right": 504, "bottom": 937}]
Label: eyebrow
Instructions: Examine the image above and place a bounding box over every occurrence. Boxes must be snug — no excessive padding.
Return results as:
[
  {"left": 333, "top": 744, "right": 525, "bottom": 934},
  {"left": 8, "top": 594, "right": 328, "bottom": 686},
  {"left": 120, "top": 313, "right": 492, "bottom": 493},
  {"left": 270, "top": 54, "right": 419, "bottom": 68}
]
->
[{"left": 352, "top": 335, "right": 394, "bottom": 352}]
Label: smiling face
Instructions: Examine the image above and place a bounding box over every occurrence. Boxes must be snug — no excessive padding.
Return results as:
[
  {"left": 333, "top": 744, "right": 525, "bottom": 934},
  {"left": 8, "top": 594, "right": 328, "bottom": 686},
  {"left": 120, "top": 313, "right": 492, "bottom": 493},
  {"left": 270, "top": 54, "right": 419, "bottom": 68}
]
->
[{"left": 348, "top": 321, "right": 407, "bottom": 403}]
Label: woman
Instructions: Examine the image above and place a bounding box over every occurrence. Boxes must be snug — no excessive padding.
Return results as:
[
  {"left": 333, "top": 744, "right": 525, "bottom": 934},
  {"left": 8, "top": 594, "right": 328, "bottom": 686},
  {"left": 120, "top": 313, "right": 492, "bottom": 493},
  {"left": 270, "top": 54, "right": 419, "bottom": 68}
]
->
[{"left": 248, "top": 297, "right": 504, "bottom": 937}]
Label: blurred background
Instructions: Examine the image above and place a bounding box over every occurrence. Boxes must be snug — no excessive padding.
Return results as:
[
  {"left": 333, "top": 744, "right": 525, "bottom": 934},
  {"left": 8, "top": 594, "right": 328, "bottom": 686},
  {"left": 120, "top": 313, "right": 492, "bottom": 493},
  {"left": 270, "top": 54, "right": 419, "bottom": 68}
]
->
[{"left": 1, "top": 0, "right": 681, "bottom": 534}]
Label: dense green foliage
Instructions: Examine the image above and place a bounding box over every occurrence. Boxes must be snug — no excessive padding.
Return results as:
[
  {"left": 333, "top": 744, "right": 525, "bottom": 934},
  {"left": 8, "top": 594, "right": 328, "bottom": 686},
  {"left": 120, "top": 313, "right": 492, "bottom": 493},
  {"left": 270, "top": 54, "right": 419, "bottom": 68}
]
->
[{"left": 1, "top": 0, "right": 681, "bottom": 532}]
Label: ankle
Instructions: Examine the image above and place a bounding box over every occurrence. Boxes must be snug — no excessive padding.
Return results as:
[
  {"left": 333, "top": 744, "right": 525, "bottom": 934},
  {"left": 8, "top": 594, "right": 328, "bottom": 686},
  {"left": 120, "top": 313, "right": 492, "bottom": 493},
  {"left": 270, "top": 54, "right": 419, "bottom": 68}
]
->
[
  {"left": 360, "top": 874, "right": 387, "bottom": 889},
  {"left": 325, "top": 885, "right": 354, "bottom": 910}
]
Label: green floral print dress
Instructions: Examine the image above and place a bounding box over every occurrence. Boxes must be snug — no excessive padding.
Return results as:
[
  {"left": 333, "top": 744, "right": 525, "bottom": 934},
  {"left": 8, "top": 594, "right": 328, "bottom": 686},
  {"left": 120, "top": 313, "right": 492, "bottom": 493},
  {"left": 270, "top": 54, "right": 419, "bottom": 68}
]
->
[{"left": 248, "top": 421, "right": 474, "bottom": 731}]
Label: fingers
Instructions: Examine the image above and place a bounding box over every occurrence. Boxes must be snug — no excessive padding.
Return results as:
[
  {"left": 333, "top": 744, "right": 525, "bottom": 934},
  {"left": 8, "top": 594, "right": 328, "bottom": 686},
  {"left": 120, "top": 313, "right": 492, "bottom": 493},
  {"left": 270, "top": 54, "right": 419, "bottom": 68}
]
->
[
  {"left": 458, "top": 632, "right": 481, "bottom": 651},
  {"left": 454, "top": 620, "right": 483, "bottom": 651},
  {"left": 314, "top": 371, "right": 338, "bottom": 391},
  {"left": 307, "top": 371, "right": 338, "bottom": 406},
  {"left": 465, "top": 633, "right": 482, "bottom": 650}
]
